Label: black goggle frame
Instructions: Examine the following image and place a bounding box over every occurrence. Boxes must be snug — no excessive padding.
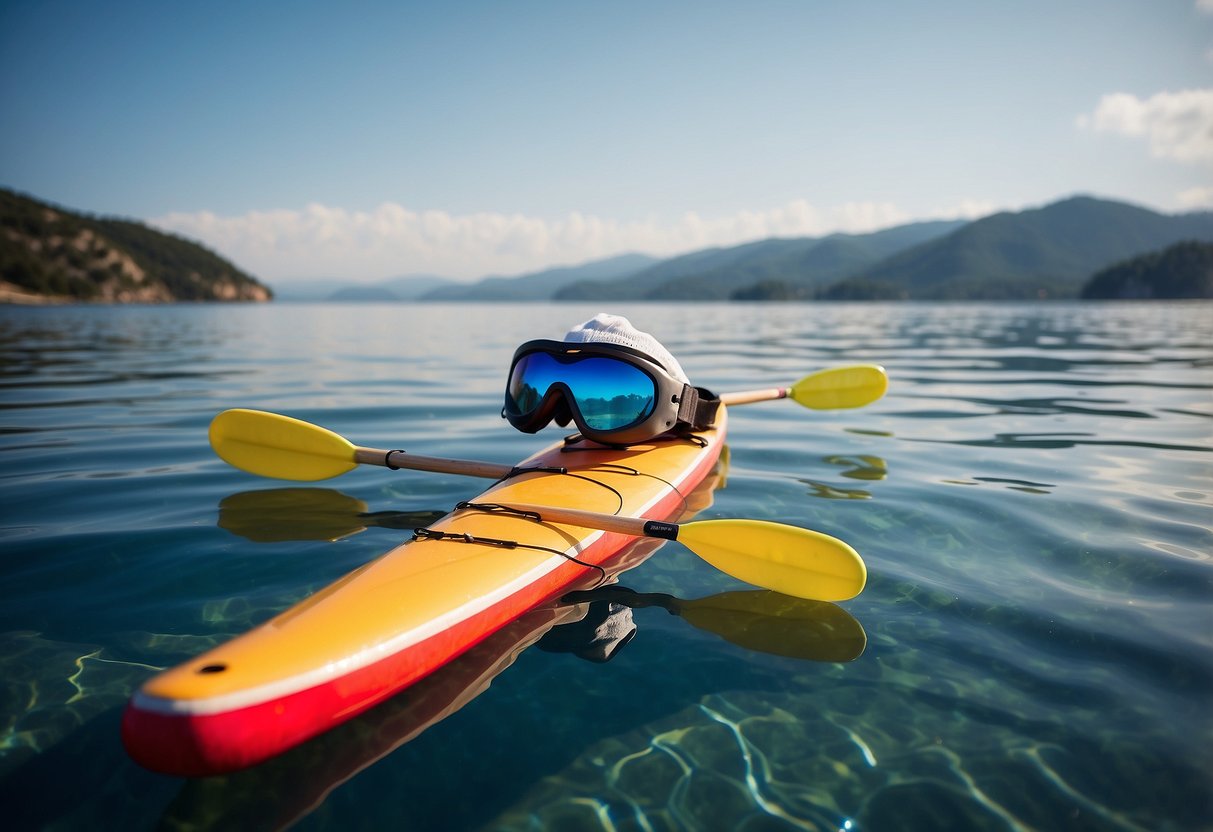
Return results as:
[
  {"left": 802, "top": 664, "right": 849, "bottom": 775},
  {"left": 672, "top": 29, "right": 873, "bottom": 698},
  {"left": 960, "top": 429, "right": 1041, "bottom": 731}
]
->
[{"left": 503, "top": 339, "right": 718, "bottom": 446}]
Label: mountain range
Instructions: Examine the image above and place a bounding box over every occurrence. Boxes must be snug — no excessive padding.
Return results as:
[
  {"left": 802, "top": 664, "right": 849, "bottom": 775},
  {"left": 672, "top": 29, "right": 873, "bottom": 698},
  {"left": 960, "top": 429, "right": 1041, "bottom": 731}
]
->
[
  {"left": 287, "top": 195, "right": 1211, "bottom": 303},
  {"left": 6, "top": 189, "right": 1210, "bottom": 304},
  {"left": 554, "top": 219, "right": 967, "bottom": 300},
  {"left": 274, "top": 274, "right": 455, "bottom": 301},
  {"left": 421, "top": 253, "right": 658, "bottom": 301},
  {"left": 841, "top": 196, "right": 1213, "bottom": 300},
  {"left": 550, "top": 196, "right": 1213, "bottom": 301},
  {"left": 270, "top": 255, "right": 657, "bottom": 302}
]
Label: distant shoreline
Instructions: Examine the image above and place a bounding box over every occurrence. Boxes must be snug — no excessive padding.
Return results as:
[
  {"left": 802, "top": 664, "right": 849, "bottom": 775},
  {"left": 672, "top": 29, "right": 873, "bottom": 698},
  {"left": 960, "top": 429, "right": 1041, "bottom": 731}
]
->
[
  {"left": 0, "top": 279, "right": 273, "bottom": 306},
  {"left": 0, "top": 281, "right": 69, "bottom": 305}
]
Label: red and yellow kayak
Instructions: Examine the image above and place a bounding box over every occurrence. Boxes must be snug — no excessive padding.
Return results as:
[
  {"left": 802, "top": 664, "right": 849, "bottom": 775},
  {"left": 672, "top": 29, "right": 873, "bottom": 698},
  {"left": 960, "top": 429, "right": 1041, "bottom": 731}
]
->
[{"left": 121, "top": 411, "right": 726, "bottom": 776}]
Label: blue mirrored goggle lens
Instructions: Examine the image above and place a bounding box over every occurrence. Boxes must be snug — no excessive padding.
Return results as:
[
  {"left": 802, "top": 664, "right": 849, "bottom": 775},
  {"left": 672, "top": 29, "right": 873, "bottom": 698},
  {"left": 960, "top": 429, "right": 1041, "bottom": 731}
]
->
[{"left": 507, "top": 352, "right": 657, "bottom": 431}]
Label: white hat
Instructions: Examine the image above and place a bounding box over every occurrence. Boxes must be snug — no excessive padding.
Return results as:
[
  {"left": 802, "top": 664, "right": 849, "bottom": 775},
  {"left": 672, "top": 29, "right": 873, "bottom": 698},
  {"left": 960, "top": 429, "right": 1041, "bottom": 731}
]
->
[{"left": 563, "top": 313, "right": 689, "bottom": 383}]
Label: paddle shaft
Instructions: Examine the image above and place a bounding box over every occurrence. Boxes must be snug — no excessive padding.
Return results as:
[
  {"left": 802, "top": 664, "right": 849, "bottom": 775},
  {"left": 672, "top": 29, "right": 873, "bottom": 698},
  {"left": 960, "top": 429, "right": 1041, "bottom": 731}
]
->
[
  {"left": 349, "top": 382, "right": 794, "bottom": 479},
  {"left": 496, "top": 501, "right": 680, "bottom": 540},
  {"left": 210, "top": 410, "right": 867, "bottom": 601},
  {"left": 353, "top": 446, "right": 513, "bottom": 480},
  {"left": 215, "top": 360, "right": 887, "bottom": 484},
  {"left": 721, "top": 365, "right": 888, "bottom": 409},
  {"left": 719, "top": 387, "right": 787, "bottom": 406}
]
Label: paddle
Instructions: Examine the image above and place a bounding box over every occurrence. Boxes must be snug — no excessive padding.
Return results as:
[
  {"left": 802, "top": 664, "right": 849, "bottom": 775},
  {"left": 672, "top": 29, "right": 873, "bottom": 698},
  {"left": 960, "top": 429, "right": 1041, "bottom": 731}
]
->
[
  {"left": 210, "top": 362, "right": 888, "bottom": 483},
  {"left": 561, "top": 587, "right": 867, "bottom": 662},
  {"left": 218, "top": 489, "right": 868, "bottom": 643},
  {"left": 209, "top": 410, "right": 867, "bottom": 602},
  {"left": 720, "top": 364, "right": 888, "bottom": 410},
  {"left": 210, "top": 408, "right": 514, "bottom": 482},
  {"left": 477, "top": 500, "right": 865, "bottom": 602}
]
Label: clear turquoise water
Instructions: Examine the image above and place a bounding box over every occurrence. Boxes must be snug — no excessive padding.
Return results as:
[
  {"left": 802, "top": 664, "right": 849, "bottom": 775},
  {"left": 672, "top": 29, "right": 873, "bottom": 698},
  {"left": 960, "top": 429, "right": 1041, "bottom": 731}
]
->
[{"left": 1, "top": 301, "right": 1210, "bottom": 831}]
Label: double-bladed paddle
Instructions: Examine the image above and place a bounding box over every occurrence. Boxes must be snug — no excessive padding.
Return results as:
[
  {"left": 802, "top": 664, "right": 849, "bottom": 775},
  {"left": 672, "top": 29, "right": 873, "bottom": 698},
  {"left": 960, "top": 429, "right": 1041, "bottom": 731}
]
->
[
  {"left": 480, "top": 500, "right": 865, "bottom": 602},
  {"left": 210, "top": 407, "right": 511, "bottom": 482},
  {"left": 208, "top": 364, "right": 888, "bottom": 483},
  {"left": 209, "top": 409, "right": 867, "bottom": 602},
  {"left": 215, "top": 488, "right": 867, "bottom": 661}
]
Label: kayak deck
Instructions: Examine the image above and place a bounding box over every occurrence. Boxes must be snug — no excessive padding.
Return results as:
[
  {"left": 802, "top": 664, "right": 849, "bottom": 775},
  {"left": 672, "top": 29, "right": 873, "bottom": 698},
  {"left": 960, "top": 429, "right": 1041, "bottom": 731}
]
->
[{"left": 123, "top": 412, "right": 725, "bottom": 775}]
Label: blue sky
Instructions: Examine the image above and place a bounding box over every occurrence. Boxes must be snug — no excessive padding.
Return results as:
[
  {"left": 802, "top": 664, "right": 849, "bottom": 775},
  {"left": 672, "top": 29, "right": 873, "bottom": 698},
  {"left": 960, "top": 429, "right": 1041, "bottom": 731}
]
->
[{"left": 2, "top": 0, "right": 1211, "bottom": 283}]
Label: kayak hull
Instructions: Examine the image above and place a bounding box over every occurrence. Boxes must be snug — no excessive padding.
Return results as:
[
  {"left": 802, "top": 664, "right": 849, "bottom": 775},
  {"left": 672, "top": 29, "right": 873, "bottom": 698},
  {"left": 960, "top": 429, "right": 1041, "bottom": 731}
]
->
[{"left": 122, "top": 414, "right": 725, "bottom": 776}]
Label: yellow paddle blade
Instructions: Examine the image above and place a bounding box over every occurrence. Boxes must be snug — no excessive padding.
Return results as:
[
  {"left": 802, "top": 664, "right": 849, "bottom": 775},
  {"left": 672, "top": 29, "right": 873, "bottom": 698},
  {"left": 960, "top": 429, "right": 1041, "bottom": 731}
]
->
[
  {"left": 209, "top": 409, "right": 358, "bottom": 481},
  {"left": 678, "top": 520, "right": 867, "bottom": 602},
  {"left": 791, "top": 365, "right": 888, "bottom": 410}
]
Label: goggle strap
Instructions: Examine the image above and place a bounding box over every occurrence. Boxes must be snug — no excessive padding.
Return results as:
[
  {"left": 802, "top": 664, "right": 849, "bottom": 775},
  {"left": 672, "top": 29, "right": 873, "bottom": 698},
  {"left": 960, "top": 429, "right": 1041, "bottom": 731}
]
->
[{"left": 677, "top": 385, "right": 721, "bottom": 432}]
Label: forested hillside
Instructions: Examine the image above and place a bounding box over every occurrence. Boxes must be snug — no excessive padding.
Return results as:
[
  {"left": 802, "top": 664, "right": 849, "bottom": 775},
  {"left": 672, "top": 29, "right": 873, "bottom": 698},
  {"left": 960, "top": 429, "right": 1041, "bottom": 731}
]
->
[
  {"left": 1081, "top": 241, "right": 1213, "bottom": 299},
  {"left": 0, "top": 189, "right": 272, "bottom": 303}
]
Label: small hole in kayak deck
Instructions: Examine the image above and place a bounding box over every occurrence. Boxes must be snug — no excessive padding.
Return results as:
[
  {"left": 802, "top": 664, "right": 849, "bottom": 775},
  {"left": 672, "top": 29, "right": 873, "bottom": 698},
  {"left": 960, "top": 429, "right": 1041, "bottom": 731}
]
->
[{"left": 198, "top": 664, "right": 228, "bottom": 674}]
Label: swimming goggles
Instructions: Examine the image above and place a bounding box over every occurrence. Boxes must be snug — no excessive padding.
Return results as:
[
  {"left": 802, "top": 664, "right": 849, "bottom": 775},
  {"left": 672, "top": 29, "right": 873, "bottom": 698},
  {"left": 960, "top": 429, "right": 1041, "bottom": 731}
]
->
[{"left": 503, "top": 340, "right": 719, "bottom": 445}]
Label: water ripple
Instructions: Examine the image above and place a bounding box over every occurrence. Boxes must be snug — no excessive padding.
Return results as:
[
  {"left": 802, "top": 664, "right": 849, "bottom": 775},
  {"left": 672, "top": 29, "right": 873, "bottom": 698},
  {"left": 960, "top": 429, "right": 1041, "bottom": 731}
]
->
[{"left": 1, "top": 302, "right": 1210, "bottom": 830}]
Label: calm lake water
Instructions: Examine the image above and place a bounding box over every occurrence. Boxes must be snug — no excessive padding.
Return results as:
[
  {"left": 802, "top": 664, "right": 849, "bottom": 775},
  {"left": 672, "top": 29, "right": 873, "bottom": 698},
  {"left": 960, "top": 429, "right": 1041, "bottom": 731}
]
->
[{"left": 1, "top": 301, "right": 1210, "bottom": 831}]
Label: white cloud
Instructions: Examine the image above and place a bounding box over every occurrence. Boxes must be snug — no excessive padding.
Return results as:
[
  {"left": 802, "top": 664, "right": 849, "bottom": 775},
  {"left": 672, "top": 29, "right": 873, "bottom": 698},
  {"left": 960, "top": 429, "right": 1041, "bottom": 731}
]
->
[
  {"left": 152, "top": 198, "right": 995, "bottom": 283},
  {"left": 1198, "top": 0, "right": 1213, "bottom": 14},
  {"left": 1177, "top": 185, "right": 1213, "bottom": 208},
  {"left": 923, "top": 199, "right": 999, "bottom": 221},
  {"left": 1077, "top": 89, "right": 1213, "bottom": 164}
]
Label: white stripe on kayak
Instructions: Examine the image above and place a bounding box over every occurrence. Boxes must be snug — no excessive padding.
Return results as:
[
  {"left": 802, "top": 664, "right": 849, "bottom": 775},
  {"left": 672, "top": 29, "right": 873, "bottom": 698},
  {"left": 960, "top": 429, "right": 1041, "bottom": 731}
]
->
[{"left": 131, "top": 437, "right": 719, "bottom": 718}]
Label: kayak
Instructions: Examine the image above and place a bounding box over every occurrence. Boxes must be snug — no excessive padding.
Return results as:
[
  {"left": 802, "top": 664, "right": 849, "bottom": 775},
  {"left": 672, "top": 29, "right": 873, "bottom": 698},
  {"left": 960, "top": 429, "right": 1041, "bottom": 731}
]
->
[
  {"left": 121, "top": 409, "right": 727, "bottom": 776},
  {"left": 162, "top": 473, "right": 731, "bottom": 829}
]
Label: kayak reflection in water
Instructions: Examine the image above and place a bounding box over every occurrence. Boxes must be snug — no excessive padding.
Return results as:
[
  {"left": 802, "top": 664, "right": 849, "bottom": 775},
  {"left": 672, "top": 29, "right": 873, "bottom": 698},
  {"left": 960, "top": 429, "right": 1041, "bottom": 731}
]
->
[{"left": 538, "top": 590, "right": 638, "bottom": 662}]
